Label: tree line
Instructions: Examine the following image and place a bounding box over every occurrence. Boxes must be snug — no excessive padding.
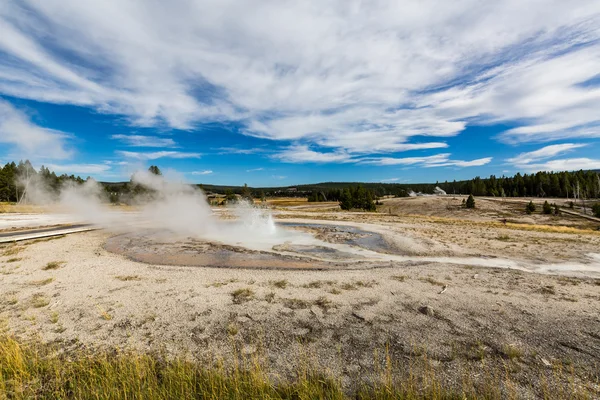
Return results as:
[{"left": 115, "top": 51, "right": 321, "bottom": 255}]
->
[
  {"left": 434, "top": 170, "right": 600, "bottom": 199},
  {"left": 1, "top": 161, "right": 599, "bottom": 205},
  {"left": 0, "top": 160, "right": 85, "bottom": 202}
]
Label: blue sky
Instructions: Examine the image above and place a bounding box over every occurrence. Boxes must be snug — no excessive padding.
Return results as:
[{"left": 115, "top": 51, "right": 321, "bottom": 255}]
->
[{"left": 1, "top": 1, "right": 600, "bottom": 186}]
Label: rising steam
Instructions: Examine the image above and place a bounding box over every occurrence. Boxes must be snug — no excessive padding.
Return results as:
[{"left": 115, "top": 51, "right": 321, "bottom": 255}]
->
[{"left": 19, "top": 169, "right": 288, "bottom": 250}]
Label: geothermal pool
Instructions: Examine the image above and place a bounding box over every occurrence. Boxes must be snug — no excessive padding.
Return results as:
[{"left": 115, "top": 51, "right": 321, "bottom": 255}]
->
[{"left": 104, "top": 219, "right": 600, "bottom": 277}]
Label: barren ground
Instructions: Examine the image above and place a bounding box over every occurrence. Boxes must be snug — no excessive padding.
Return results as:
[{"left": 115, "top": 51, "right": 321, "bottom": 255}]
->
[{"left": 1, "top": 196, "right": 599, "bottom": 397}]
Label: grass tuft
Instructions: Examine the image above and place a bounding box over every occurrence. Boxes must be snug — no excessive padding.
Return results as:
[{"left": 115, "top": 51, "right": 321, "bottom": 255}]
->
[
  {"left": 42, "top": 261, "right": 65, "bottom": 270},
  {"left": 30, "top": 293, "right": 50, "bottom": 308},
  {"left": 419, "top": 277, "right": 445, "bottom": 286},
  {"left": 231, "top": 288, "right": 255, "bottom": 304},
  {"left": 115, "top": 275, "right": 142, "bottom": 281},
  {"left": 269, "top": 279, "right": 289, "bottom": 289},
  {"left": 390, "top": 275, "right": 407, "bottom": 282},
  {"left": 28, "top": 277, "right": 55, "bottom": 286}
]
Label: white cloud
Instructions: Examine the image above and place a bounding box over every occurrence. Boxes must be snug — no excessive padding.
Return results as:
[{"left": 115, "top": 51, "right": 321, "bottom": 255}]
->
[
  {"left": 361, "top": 153, "right": 492, "bottom": 168},
  {"left": 273, "top": 145, "right": 352, "bottom": 164},
  {"left": 246, "top": 167, "right": 264, "bottom": 172},
  {"left": 45, "top": 163, "right": 111, "bottom": 175},
  {"left": 505, "top": 143, "right": 599, "bottom": 171},
  {"left": 111, "top": 134, "right": 177, "bottom": 148},
  {"left": 0, "top": 100, "right": 71, "bottom": 160},
  {"left": 116, "top": 150, "right": 201, "bottom": 160},
  {"left": 380, "top": 178, "right": 399, "bottom": 182},
  {"left": 191, "top": 170, "right": 213, "bottom": 175},
  {"left": 506, "top": 143, "right": 587, "bottom": 166},
  {"left": 522, "top": 158, "right": 600, "bottom": 172},
  {"left": 271, "top": 175, "right": 287, "bottom": 180},
  {"left": 0, "top": 1, "right": 599, "bottom": 156},
  {"left": 217, "top": 147, "right": 267, "bottom": 155}
]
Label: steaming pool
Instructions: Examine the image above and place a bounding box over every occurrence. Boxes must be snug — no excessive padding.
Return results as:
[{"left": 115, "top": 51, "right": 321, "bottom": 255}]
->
[
  {"left": 104, "top": 219, "right": 600, "bottom": 277},
  {"left": 104, "top": 222, "right": 404, "bottom": 270}
]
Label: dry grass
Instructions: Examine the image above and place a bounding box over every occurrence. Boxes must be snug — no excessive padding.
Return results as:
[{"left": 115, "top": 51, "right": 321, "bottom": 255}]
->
[
  {"left": 206, "top": 278, "right": 238, "bottom": 288},
  {"left": 2, "top": 245, "right": 25, "bottom": 257},
  {"left": 537, "top": 285, "right": 557, "bottom": 295},
  {"left": 416, "top": 214, "right": 600, "bottom": 236},
  {"left": 0, "top": 335, "right": 596, "bottom": 399},
  {"left": 419, "top": 277, "right": 445, "bottom": 286},
  {"left": 0, "top": 203, "right": 48, "bottom": 213},
  {"left": 502, "top": 344, "right": 524, "bottom": 361},
  {"left": 302, "top": 280, "right": 336, "bottom": 289},
  {"left": 114, "top": 275, "right": 142, "bottom": 281},
  {"left": 49, "top": 312, "right": 59, "bottom": 324},
  {"left": 30, "top": 293, "right": 50, "bottom": 308},
  {"left": 96, "top": 305, "right": 113, "bottom": 321},
  {"left": 269, "top": 279, "right": 289, "bottom": 289},
  {"left": 28, "top": 277, "right": 55, "bottom": 286},
  {"left": 231, "top": 288, "right": 255, "bottom": 304},
  {"left": 42, "top": 261, "right": 65, "bottom": 270},
  {"left": 264, "top": 292, "right": 276, "bottom": 303},
  {"left": 282, "top": 298, "right": 311, "bottom": 310}
]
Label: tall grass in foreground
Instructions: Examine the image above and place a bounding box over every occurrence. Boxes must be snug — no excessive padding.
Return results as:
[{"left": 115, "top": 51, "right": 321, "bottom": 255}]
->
[{"left": 0, "top": 335, "right": 596, "bottom": 399}]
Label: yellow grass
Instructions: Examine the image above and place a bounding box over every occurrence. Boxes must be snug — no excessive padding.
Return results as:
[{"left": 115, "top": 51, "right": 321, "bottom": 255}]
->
[
  {"left": 0, "top": 335, "right": 596, "bottom": 399},
  {"left": 402, "top": 214, "right": 600, "bottom": 236}
]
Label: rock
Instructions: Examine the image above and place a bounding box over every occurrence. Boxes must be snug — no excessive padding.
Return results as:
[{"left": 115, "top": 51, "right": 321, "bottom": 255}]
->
[
  {"left": 310, "top": 305, "right": 324, "bottom": 318},
  {"left": 352, "top": 311, "right": 366, "bottom": 321},
  {"left": 418, "top": 305, "right": 435, "bottom": 316},
  {"left": 293, "top": 327, "right": 310, "bottom": 337},
  {"left": 540, "top": 357, "right": 552, "bottom": 367}
]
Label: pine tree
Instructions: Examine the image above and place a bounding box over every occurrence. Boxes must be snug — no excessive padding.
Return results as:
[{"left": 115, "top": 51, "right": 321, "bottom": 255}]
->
[
  {"left": 465, "top": 194, "right": 475, "bottom": 209},
  {"left": 592, "top": 203, "right": 600, "bottom": 218},
  {"left": 542, "top": 200, "right": 552, "bottom": 214},
  {"left": 339, "top": 188, "right": 353, "bottom": 210},
  {"left": 148, "top": 165, "right": 162, "bottom": 175},
  {"left": 526, "top": 201, "right": 536, "bottom": 214}
]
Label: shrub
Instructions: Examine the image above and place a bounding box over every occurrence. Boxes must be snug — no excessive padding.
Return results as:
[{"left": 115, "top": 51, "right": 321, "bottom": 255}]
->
[
  {"left": 526, "top": 201, "right": 536, "bottom": 214},
  {"left": 554, "top": 203, "right": 560, "bottom": 215},
  {"left": 542, "top": 201, "right": 552, "bottom": 215},
  {"left": 592, "top": 203, "right": 600, "bottom": 218},
  {"left": 465, "top": 194, "right": 475, "bottom": 209},
  {"left": 568, "top": 201, "right": 574, "bottom": 209}
]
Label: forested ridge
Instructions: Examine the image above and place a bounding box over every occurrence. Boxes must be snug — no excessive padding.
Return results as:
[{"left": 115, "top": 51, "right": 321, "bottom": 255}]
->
[{"left": 1, "top": 160, "right": 599, "bottom": 203}]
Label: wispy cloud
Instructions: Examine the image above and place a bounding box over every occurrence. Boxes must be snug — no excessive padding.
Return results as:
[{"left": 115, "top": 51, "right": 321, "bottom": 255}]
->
[
  {"left": 506, "top": 144, "right": 587, "bottom": 166},
  {"left": 0, "top": 1, "right": 598, "bottom": 156},
  {"left": 116, "top": 150, "right": 201, "bottom": 160},
  {"left": 273, "top": 145, "right": 352, "bottom": 164},
  {"left": 0, "top": 100, "right": 71, "bottom": 160},
  {"left": 191, "top": 170, "right": 213, "bottom": 175},
  {"left": 361, "top": 154, "right": 492, "bottom": 168},
  {"left": 45, "top": 163, "right": 111, "bottom": 175},
  {"left": 111, "top": 134, "right": 177, "bottom": 148},
  {"left": 216, "top": 147, "right": 267, "bottom": 155},
  {"left": 506, "top": 143, "right": 597, "bottom": 171},
  {"left": 521, "top": 158, "right": 600, "bottom": 172},
  {"left": 246, "top": 167, "right": 264, "bottom": 172}
]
